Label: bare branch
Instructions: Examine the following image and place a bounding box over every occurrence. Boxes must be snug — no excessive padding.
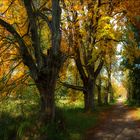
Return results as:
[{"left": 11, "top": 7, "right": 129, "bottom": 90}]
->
[
  {"left": 59, "top": 81, "right": 85, "bottom": 91},
  {"left": 0, "top": 18, "right": 38, "bottom": 79},
  {"left": 36, "top": 11, "right": 52, "bottom": 32}
]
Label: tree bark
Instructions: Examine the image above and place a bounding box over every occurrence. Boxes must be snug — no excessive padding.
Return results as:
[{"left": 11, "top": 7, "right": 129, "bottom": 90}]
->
[
  {"left": 84, "top": 79, "right": 95, "bottom": 111},
  {"left": 97, "top": 79, "right": 102, "bottom": 105},
  {"left": 104, "top": 90, "right": 109, "bottom": 105},
  {"left": 106, "top": 65, "right": 113, "bottom": 103},
  {"left": 36, "top": 79, "right": 55, "bottom": 122},
  {"left": 35, "top": 55, "right": 63, "bottom": 122},
  {"left": 109, "top": 85, "right": 114, "bottom": 102}
]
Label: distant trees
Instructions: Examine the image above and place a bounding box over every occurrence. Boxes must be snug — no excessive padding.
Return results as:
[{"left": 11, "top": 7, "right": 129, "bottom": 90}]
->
[
  {"left": 122, "top": 24, "right": 140, "bottom": 104},
  {"left": 118, "top": 0, "right": 140, "bottom": 104}
]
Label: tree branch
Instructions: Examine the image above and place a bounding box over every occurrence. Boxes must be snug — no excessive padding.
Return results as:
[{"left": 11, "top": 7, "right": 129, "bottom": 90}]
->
[
  {"left": 23, "top": 0, "right": 43, "bottom": 70},
  {"left": 36, "top": 11, "right": 52, "bottom": 32},
  {"left": 59, "top": 81, "right": 84, "bottom": 91},
  {"left": 74, "top": 47, "right": 88, "bottom": 83},
  {"left": 94, "top": 60, "right": 104, "bottom": 79},
  {"left": 52, "top": 0, "right": 61, "bottom": 55},
  {"left": 0, "top": 18, "right": 38, "bottom": 80}
]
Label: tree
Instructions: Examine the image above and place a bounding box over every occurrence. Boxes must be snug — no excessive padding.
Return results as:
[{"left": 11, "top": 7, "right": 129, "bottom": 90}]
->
[
  {"left": 96, "top": 74, "right": 102, "bottom": 105},
  {"left": 60, "top": 0, "right": 121, "bottom": 111},
  {"left": 121, "top": 24, "right": 140, "bottom": 104},
  {"left": 104, "top": 40, "right": 117, "bottom": 103},
  {"left": 119, "top": 0, "right": 140, "bottom": 103},
  {"left": 0, "top": 0, "right": 65, "bottom": 122},
  {"left": 60, "top": 0, "right": 104, "bottom": 111}
]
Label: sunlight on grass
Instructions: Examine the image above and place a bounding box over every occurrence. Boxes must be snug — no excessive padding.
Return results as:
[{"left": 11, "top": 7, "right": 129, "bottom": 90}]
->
[
  {"left": 56, "top": 98, "right": 84, "bottom": 109},
  {"left": 136, "top": 108, "right": 140, "bottom": 120}
]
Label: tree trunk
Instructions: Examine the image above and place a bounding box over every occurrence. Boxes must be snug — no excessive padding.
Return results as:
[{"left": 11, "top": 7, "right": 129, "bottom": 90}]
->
[
  {"left": 35, "top": 54, "right": 63, "bottom": 123},
  {"left": 36, "top": 79, "right": 55, "bottom": 122},
  {"left": 109, "top": 85, "right": 114, "bottom": 102},
  {"left": 106, "top": 69, "right": 112, "bottom": 104},
  {"left": 97, "top": 76, "right": 102, "bottom": 105},
  {"left": 84, "top": 79, "right": 95, "bottom": 112},
  {"left": 97, "top": 86, "right": 102, "bottom": 105},
  {"left": 104, "top": 91, "right": 109, "bottom": 105}
]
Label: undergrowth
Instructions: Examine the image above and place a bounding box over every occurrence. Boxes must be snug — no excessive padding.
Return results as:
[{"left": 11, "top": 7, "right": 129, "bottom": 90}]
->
[{"left": 0, "top": 93, "right": 112, "bottom": 140}]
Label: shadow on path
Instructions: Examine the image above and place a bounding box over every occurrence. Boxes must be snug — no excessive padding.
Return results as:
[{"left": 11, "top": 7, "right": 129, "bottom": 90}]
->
[{"left": 85, "top": 100, "right": 140, "bottom": 140}]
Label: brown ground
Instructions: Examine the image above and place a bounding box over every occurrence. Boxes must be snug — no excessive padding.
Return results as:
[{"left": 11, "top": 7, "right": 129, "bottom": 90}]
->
[{"left": 85, "top": 100, "right": 140, "bottom": 140}]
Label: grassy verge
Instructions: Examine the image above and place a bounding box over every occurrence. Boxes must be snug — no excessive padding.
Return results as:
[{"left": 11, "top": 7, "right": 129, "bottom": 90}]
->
[
  {"left": 124, "top": 99, "right": 140, "bottom": 107},
  {"left": 61, "top": 105, "right": 112, "bottom": 140},
  {"left": 64, "top": 108, "right": 98, "bottom": 140},
  {"left": 0, "top": 95, "right": 113, "bottom": 140}
]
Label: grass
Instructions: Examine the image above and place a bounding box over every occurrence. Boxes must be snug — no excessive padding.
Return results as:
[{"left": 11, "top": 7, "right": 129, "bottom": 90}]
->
[
  {"left": 61, "top": 104, "right": 112, "bottom": 140},
  {"left": 124, "top": 99, "right": 140, "bottom": 107},
  {"left": 0, "top": 94, "right": 113, "bottom": 140},
  {"left": 0, "top": 94, "right": 39, "bottom": 140},
  {"left": 64, "top": 108, "right": 98, "bottom": 140}
]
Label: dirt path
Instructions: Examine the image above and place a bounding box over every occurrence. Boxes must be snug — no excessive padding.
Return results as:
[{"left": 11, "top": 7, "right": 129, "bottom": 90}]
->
[{"left": 86, "top": 100, "right": 140, "bottom": 140}]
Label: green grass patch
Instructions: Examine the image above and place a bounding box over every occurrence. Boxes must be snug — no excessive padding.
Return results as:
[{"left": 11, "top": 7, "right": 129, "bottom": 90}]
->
[
  {"left": 62, "top": 105, "right": 111, "bottom": 140},
  {"left": 64, "top": 108, "right": 98, "bottom": 133},
  {"left": 0, "top": 93, "right": 113, "bottom": 140},
  {"left": 124, "top": 99, "right": 140, "bottom": 107}
]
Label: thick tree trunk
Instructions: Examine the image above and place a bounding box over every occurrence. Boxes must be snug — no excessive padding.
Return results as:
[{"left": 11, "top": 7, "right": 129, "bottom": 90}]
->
[
  {"left": 35, "top": 54, "right": 63, "bottom": 123},
  {"left": 36, "top": 79, "right": 56, "bottom": 122},
  {"left": 84, "top": 79, "right": 95, "bottom": 112}
]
